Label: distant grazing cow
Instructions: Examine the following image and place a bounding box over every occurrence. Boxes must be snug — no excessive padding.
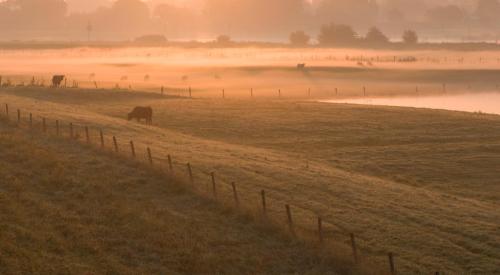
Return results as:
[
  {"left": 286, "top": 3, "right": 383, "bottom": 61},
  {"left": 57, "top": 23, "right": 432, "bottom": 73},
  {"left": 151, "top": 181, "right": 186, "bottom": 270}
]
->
[
  {"left": 52, "top": 75, "right": 65, "bottom": 87},
  {"left": 297, "top": 63, "right": 306, "bottom": 70},
  {"left": 128, "top": 106, "right": 153, "bottom": 125}
]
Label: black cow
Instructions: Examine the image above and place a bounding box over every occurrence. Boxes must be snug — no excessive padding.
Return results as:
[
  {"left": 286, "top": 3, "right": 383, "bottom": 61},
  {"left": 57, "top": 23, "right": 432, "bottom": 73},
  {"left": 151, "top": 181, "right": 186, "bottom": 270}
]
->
[
  {"left": 128, "top": 106, "right": 153, "bottom": 125},
  {"left": 52, "top": 75, "right": 65, "bottom": 87}
]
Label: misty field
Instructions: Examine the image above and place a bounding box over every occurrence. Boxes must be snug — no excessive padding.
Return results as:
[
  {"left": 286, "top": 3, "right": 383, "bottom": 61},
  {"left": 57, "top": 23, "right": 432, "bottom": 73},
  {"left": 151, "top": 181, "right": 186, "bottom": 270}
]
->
[
  {"left": 1, "top": 47, "right": 500, "bottom": 274},
  {"left": 2, "top": 47, "right": 500, "bottom": 97}
]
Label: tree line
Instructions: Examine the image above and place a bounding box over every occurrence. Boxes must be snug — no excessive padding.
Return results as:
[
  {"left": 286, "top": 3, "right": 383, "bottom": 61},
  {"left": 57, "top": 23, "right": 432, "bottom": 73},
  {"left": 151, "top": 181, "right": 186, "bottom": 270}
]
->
[
  {"left": 0, "top": 0, "right": 499, "bottom": 42},
  {"left": 289, "top": 26, "right": 418, "bottom": 47}
]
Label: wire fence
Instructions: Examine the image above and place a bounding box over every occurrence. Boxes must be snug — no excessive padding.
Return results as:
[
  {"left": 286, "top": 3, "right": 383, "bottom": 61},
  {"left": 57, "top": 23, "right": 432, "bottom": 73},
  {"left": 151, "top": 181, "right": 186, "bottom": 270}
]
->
[
  {"left": 2, "top": 73, "right": 500, "bottom": 101},
  {"left": 3, "top": 90, "right": 469, "bottom": 274}
]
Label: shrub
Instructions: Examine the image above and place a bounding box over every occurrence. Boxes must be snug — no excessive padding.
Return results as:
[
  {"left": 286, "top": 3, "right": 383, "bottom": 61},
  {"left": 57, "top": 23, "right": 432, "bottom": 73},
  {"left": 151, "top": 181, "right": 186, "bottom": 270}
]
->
[
  {"left": 365, "top": 27, "right": 389, "bottom": 45},
  {"left": 318, "top": 23, "right": 358, "bottom": 46},
  {"left": 134, "top": 35, "right": 167, "bottom": 45},
  {"left": 402, "top": 30, "right": 418, "bottom": 44},
  {"left": 289, "top": 31, "right": 310, "bottom": 46},
  {"left": 216, "top": 35, "right": 232, "bottom": 45}
]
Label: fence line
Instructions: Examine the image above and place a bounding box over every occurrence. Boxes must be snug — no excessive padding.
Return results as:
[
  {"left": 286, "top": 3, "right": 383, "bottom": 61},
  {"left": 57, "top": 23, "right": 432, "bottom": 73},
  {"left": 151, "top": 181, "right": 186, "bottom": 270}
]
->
[
  {"left": 1, "top": 74, "right": 498, "bottom": 100},
  {"left": 1, "top": 103, "right": 427, "bottom": 275}
]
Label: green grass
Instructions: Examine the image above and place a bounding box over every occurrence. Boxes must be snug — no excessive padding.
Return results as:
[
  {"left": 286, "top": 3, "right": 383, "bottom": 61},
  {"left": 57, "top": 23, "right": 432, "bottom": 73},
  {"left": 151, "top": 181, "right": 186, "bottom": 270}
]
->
[
  {"left": 1, "top": 87, "right": 499, "bottom": 274},
  {"left": 0, "top": 121, "right": 355, "bottom": 275}
]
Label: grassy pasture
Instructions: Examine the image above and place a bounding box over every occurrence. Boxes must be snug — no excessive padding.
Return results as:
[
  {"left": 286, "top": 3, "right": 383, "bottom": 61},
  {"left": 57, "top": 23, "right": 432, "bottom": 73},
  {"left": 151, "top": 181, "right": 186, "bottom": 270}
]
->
[
  {"left": 2, "top": 47, "right": 500, "bottom": 99},
  {"left": 1, "top": 86, "right": 499, "bottom": 274},
  {"left": 0, "top": 119, "right": 356, "bottom": 275},
  {"left": 1, "top": 46, "right": 500, "bottom": 274}
]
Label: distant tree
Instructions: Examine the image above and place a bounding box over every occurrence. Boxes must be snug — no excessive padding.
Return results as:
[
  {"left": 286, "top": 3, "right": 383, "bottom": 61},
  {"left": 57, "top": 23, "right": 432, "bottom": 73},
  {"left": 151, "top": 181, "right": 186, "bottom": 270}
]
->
[
  {"left": 289, "top": 31, "right": 310, "bottom": 46},
  {"left": 318, "top": 23, "right": 358, "bottom": 46},
  {"left": 134, "top": 34, "right": 167, "bottom": 44},
  {"left": 216, "top": 35, "right": 232, "bottom": 45},
  {"left": 402, "top": 30, "right": 418, "bottom": 44},
  {"left": 365, "top": 27, "right": 389, "bottom": 44}
]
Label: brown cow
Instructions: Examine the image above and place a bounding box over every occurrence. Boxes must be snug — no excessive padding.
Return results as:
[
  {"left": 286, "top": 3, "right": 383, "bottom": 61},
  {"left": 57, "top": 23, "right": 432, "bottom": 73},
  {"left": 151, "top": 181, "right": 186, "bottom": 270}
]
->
[
  {"left": 52, "top": 75, "right": 65, "bottom": 87},
  {"left": 128, "top": 106, "right": 153, "bottom": 125}
]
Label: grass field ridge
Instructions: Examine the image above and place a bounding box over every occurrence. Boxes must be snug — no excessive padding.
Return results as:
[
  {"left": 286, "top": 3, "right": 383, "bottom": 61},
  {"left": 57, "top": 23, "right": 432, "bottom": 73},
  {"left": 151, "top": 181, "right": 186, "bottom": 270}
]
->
[{"left": 1, "top": 85, "right": 499, "bottom": 274}]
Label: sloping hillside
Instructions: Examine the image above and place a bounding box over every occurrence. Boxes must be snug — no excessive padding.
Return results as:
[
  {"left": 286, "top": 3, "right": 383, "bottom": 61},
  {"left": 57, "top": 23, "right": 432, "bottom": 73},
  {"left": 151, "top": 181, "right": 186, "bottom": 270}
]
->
[
  {"left": 1, "top": 87, "right": 499, "bottom": 274},
  {"left": 0, "top": 121, "right": 348, "bottom": 274}
]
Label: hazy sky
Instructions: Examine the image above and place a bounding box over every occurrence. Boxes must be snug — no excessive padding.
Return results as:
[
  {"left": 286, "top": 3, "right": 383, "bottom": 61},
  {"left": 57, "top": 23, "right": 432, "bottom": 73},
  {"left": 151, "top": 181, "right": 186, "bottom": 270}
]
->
[
  {"left": 62, "top": 0, "right": 471, "bottom": 12},
  {"left": 65, "top": 0, "right": 203, "bottom": 12},
  {"left": 3, "top": 0, "right": 476, "bottom": 13},
  {"left": 0, "top": 0, "right": 497, "bottom": 41}
]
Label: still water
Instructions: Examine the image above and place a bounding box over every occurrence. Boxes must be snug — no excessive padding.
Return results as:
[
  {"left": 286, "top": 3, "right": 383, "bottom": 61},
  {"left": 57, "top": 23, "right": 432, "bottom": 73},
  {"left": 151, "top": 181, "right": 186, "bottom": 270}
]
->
[{"left": 324, "top": 92, "right": 500, "bottom": 115}]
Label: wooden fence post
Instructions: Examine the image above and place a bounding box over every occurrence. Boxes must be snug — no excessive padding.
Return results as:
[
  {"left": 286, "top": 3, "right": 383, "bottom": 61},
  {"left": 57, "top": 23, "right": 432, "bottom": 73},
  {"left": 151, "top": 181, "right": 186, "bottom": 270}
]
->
[
  {"left": 129, "top": 140, "right": 136, "bottom": 158},
  {"left": 29, "top": 113, "right": 32, "bottom": 128},
  {"left": 261, "top": 190, "right": 267, "bottom": 215},
  {"left": 99, "top": 130, "right": 104, "bottom": 148},
  {"left": 70, "top": 123, "right": 74, "bottom": 139},
  {"left": 17, "top": 109, "right": 20, "bottom": 123},
  {"left": 42, "top": 118, "right": 46, "bottom": 133},
  {"left": 210, "top": 172, "right": 217, "bottom": 197},
  {"left": 85, "top": 126, "right": 90, "bottom": 143},
  {"left": 167, "top": 155, "right": 173, "bottom": 171},
  {"left": 318, "top": 217, "right": 324, "bottom": 244},
  {"left": 56, "top": 120, "right": 60, "bottom": 136},
  {"left": 5, "top": 104, "right": 8, "bottom": 120},
  {"left": 147, "top": 147, "right": 153, "bottom": 165},
  {"left": 286, "top": 204, "right": 295, "bottom": 235},
  {"left": 231, "top": 182, "right": 239, "bottom": 206},
  {"left": 189, "top": 87, "right": 192, "bottom": 98},
  {"left": 350, "top": 233, "right": 358, "bottom": 264},
  {"left": 187, "top": 163, "right": 193, "bottom": 184},
  {"left": 388, "top": 252, "right": 395, "bottom": 275},
  {"left": 113, "top": 136, "right": 118, "bottom": 152},
  {"left": 278, "top": 89, "right": 281, "bottom": 98}
]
